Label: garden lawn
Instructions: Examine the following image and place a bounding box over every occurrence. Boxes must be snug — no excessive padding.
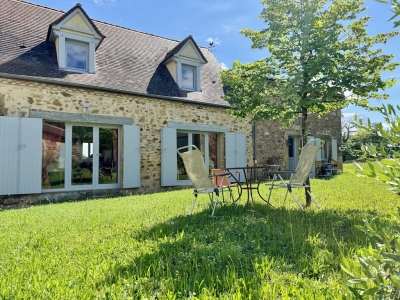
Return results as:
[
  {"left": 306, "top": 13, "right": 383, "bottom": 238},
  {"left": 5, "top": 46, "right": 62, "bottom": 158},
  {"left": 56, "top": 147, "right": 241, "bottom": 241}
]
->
[{"left": 0, "top": 164, "right": 399, "bottom": 299}]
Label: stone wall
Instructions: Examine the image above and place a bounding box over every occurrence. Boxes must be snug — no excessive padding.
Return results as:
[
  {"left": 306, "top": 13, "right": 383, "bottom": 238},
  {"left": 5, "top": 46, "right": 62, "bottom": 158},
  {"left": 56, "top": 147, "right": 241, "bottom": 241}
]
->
[
  {"left": 0, "top": 78, "right": 253, "bottom": 207},
  {"left": 255, "top": 110, "right": 342, "bottom": 170}
]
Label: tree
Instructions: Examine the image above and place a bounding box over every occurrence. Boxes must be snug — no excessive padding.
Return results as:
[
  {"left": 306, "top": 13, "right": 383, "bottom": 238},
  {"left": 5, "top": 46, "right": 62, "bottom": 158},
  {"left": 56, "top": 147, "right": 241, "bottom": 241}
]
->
[
  {"left": 221, "top": 0, "right": 399, "bottom": 206},
  {"left": 355, "top": 104, "right": 400, "bottom": 194},
  {"left": 378, "top": 0, "right": 400, "bottom": 27},
  {"left": 342, "top": 122, "right": 385, "bottom": 161},
  {"left": 342, "top": 115, "right": 361, "bottom": 143}
]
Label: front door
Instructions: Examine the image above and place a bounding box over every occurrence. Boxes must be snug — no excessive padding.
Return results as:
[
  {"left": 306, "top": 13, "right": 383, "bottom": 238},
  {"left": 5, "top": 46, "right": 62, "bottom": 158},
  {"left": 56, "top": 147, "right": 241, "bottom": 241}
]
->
[{"left": 288, "top": 136, "right": 298, "bottom": 170}]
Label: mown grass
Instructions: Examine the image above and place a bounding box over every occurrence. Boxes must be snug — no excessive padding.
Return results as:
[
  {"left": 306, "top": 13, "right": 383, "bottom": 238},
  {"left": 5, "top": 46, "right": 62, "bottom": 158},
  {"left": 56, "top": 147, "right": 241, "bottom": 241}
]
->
[{"left": 0, "top": 164, "right": 399, "bottom": 299}]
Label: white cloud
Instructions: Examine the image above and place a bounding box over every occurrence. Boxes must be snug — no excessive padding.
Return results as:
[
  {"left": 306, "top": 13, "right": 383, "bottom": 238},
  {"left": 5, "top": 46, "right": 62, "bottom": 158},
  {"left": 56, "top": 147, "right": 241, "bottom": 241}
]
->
[
  {"left": 220, "top": 62, "right": 228, "bottom": 70},
  {"left": 93, "top": 0, "right": 116, "bottom": 5},
  {"left": 222, "top": 25, "right": 234, "bottom": 33},
  {"left": 342, "top": 112, "right": 356, "bottom": 118},
  {"left": 206, "top": 37, "right": 220, "bottom": 45}
]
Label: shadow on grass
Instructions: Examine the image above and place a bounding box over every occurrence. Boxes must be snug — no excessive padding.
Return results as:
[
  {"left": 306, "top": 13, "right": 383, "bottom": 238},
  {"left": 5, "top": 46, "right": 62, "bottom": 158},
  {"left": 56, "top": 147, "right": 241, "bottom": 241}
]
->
[{"left": 99, "top": 203, "right": 390, "bottom": 296}]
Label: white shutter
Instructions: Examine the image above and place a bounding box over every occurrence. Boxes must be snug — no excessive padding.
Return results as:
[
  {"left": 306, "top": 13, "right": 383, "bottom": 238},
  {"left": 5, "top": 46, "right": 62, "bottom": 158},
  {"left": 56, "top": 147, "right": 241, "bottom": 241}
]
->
[
  {"left": 0, "top": 117, "right": 42, "bottom": 195},
  {"left": 331, "top": 139, "right": 338, "bottom": 161},
  {"left": 235, "top": 133, "right": 247, "bottom": 167},
  {"left": 225, "top": 132, "right": 247, "bottom": 182},
  {"left": 0, "top": 117, "right": 20, "bottom": 195},
  {"left": 18, "top": 118, "right": 42, "bottom": 194},
  {"left": 161, "top": 128, "right": 177, "bottom": 186},
  {"left": 225, "top": 132, "right": 236, "bottom": 168},
  {"left": 123, "top": 125, "right": 141, "bottom": 188}
]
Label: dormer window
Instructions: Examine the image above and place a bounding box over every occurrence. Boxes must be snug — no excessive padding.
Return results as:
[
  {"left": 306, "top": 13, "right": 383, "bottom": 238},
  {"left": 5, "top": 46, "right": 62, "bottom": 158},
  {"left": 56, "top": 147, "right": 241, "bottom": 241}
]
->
[
  {"left": 66, "top": 40, "right": 88, "bottom": 71},
  {"left": 162, "top": 35, "right": 207, "bottom": 92},
  {"left": 46, "top": 3, "right": 105, "bottom": 74},
  {"left": 182, "top": 65, "right": 196, "bottom": 90}
]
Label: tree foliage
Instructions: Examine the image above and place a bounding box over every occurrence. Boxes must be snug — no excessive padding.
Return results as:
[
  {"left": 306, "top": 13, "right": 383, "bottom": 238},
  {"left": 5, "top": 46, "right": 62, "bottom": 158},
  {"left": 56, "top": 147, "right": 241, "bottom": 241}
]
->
[
  {"left": 355, "top": 104, "right": 400, "bottom": 194},
  {"left": 221, "top": 0, "right": 399, "bottom": 141},
  {"left": 342, "top": 122, "right": 385, "bottom": 161},
  {"left": 377, "top": 0, "right": 400, "bottom": 27},
  {"left": 341, "top": 211, "right": 400, "bottom": 299}
]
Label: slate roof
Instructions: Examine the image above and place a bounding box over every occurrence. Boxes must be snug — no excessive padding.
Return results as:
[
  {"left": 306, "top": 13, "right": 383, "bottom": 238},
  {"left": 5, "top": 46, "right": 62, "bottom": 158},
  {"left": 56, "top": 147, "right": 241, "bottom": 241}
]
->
[{"left": 0, "top": 0, "right": 229, "bottom": 107}]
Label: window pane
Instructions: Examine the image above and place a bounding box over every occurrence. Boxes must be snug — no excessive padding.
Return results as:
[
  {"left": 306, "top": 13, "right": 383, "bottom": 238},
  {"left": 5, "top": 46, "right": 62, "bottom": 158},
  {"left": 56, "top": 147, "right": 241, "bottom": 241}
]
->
[
  {"left": 182, "top": 66, "right": 194, "bottom": 89},
  {"left": 177, "top": 132, "right": 189, "bottom": 180},
  {"left": 66, "top": 42, "right": 87, "bottom": 70},
  {"left": 42, "top": 122, "right": 66, "bottom": 189},
  {"left": 72, "top": 126, "right": 93, "bottom": 185},
  {"left": 99, "top": 128, "right": 118, "bottom": 184}
]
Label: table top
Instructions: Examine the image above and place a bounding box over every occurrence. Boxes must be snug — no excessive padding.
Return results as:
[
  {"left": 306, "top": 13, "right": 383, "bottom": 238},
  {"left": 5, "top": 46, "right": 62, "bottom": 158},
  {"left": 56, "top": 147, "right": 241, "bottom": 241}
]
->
[{"left": 226, "top": 165, "right": 279, "bottom": 170}]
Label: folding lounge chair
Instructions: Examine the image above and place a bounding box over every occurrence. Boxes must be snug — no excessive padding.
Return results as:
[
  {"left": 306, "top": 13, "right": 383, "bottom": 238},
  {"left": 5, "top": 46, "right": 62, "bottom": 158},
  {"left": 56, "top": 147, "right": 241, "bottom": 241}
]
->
[
  {"left": 266, "top": 139, "right": 324, "bottom": 210},
  {"left": 177, "top": 145, "right": 234, "bottom": 217}
]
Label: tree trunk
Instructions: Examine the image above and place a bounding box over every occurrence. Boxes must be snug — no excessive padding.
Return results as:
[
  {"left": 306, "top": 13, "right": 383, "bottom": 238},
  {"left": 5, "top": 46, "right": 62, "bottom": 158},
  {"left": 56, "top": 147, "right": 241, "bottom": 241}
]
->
[{"left": 301, "top": 106, "right": 312, "bottom": 207}]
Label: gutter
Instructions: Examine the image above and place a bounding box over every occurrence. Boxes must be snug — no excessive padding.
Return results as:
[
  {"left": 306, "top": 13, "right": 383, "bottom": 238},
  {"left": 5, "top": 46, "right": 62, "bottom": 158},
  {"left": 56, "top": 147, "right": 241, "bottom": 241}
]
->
[{"left": 0, "top": 72, "right": 231, "bottom": 109}]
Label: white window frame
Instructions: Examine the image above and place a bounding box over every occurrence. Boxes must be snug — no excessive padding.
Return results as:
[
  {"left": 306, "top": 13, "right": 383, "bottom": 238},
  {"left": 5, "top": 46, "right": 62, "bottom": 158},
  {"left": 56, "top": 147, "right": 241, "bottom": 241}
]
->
[
  {"left": 42, "top": 122, "right": 121, "bottom": 192},
  {"left": 53, "top": 32, "right": 97, "bottom": 74},
  {"left": 175, "top": 58, "right": 202, "bottom": 92},
  {"left": 181, "top": 65, "right": 196, "bottom": 91},
  {"left": 176, "top": 130, "right": 212, "bottom": 185},
  {"left": 65, "top": 40, "right": 89, "bottom": 72}
]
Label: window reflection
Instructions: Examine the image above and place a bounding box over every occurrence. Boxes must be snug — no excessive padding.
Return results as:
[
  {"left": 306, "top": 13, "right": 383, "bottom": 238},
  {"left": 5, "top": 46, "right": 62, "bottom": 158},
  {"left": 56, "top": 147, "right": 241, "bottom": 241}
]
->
[
  {"left": 99, "top": 128, "right": 118, "bottom": 184},
  {"left": 66, "top": 41, "right": 87, "bottom": 70},
  {"left": 182, "top": 66, "right": 194, "bottom": 89},
  {"left": 72, "top": 126, "right": 93, "bottom": 185},
  {"left": 42, "top": 122, "right": 65, "bottom": 189}
]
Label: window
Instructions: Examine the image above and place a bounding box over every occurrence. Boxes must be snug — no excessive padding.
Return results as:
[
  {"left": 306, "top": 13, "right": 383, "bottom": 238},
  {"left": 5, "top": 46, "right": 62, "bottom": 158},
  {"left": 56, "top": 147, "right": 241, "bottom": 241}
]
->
[
  {"left": 42, "top": 121, "right": 120, "bottom": 190},
  {"left": 66, "top": 41, "right": 88, "bottom": 71},
  {"left": 161, "top": 126, "right": 246, "bottom": 187},
  {"left": 181, "top": 65, "right": 195, "bottom": 90},
  {"left": 321, "top": 140, "right": 329, "bottom": 160},
  {"left": 176, "top": 131, "right": 219, "bottom": 182}
]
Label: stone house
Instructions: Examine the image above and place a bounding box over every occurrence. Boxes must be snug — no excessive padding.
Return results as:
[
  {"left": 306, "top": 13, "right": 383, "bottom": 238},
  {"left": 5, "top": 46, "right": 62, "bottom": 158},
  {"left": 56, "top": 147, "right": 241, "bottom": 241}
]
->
[{"left": 0, "top": 0, "right": 341, "bottom": 207}]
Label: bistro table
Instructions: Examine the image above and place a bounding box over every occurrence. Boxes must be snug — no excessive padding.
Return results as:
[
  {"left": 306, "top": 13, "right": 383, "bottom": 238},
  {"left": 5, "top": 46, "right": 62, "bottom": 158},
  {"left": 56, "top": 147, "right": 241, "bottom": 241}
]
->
[{"left": 226, "top": 165, "right": 280, "bottom": 209}]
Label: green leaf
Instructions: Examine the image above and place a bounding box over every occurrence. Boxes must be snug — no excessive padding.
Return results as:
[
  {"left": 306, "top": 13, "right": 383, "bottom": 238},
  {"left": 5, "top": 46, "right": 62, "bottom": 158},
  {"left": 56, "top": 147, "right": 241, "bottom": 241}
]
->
[{"left": 361, "top": 286, "right": 380, "bottom": 296}]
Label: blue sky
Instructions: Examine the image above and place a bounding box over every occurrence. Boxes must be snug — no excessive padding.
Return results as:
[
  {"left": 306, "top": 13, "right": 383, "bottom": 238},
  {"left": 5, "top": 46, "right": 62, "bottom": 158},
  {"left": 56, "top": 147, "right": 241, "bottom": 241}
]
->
[{"left": 29, "top": 0, "right": 399, "bottom": 124}]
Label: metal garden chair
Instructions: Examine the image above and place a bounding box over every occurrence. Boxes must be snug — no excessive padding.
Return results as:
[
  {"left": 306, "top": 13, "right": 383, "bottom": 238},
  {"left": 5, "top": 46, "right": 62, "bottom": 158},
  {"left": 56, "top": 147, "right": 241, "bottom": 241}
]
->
[
  {"left": 177, "top": 145, "right": 234, "bottom": 217},
  {"left": 266, "top": 139, "right": 324, "bottom": 210}
]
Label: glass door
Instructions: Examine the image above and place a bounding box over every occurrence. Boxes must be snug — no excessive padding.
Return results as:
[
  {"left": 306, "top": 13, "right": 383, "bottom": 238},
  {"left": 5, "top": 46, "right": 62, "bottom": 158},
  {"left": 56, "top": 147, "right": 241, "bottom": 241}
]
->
[
  {"left": 98, "top": 128, "right": 118, "bottom": 185},
  {"left": 72, "top": 126, "right": 94, "bottom": 186},
  {"left": 70, "top": 125, "right": 119, "bottom": 188}
]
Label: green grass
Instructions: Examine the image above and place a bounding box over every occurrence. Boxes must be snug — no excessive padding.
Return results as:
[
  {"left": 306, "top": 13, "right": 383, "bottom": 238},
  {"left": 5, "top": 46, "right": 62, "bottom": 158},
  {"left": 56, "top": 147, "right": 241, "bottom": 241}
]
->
[{"left": 0, "top": 164, "right": 399, "bottom": 299}]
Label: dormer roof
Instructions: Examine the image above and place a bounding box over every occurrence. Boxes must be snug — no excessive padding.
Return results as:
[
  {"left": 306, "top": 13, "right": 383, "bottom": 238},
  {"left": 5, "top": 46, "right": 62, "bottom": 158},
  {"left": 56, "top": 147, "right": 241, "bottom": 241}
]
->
[
  {"left": 162, "top": 35, "right": 208, "bottom": 65},
  {"left": 46, "top": 3, "right": 105, "bottom": 49}
]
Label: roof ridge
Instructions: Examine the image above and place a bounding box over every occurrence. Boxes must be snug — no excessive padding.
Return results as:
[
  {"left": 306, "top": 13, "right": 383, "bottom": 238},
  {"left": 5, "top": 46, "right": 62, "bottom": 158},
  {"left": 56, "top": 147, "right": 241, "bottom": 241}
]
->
[{"left": 15, "top": 0, "right": 209, "bottom": 49}]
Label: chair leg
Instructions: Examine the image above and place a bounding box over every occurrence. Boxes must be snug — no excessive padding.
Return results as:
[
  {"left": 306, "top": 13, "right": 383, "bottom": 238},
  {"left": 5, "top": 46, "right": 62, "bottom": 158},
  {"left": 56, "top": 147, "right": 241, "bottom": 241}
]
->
[
  {"left": 211, "top": 195, "right": 219, "bottom": 217},
  {"left": 287, "top": 191, "right": 304, "bottom": 211},
  {"left": 190, "top": 193, "right": 198, "bottom": 215},
  {"left": 306, "top": 190, "right": 321, "bottom": 209},
  {"left": 283, "top": 189, "right": 289, "bottom": 206},
  {"left": 267, "top": 185, "right": 274, "bottom": 203},
  {"left": 228, "top": 186, "right": 234, "bottom": 203}
]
